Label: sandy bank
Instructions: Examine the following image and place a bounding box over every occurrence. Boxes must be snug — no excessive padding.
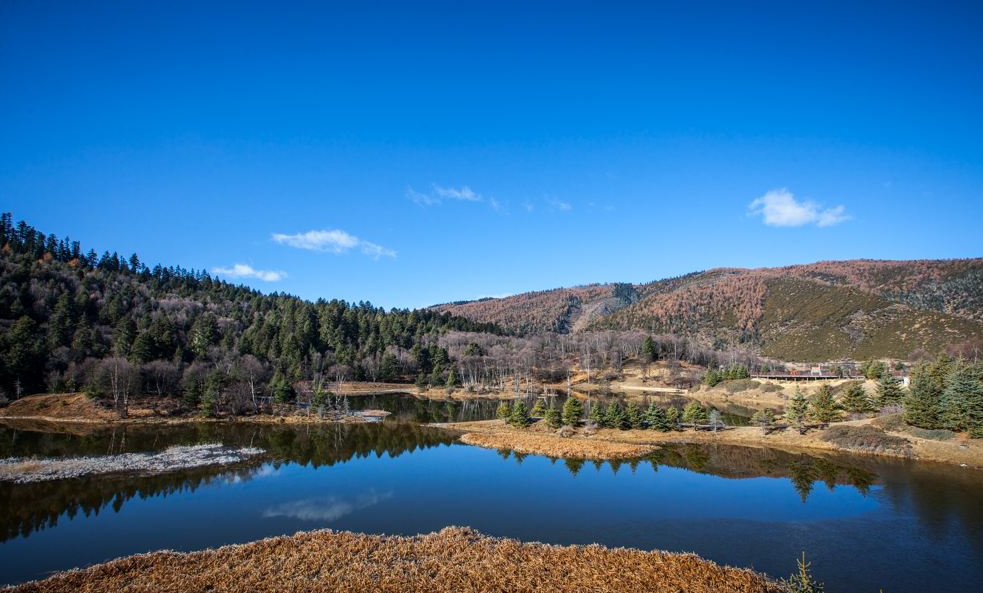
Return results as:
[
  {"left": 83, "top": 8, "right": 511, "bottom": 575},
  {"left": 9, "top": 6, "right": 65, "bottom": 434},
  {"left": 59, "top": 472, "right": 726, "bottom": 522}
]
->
[
  {"left": 439, "top": 418, "right": 983, "bottom": 468},
  {"left": 7, "top": 526, "right": 776, "bottom": 593},
  {"left": 0, "top": 443, "right": 264, "bottom": 483}
]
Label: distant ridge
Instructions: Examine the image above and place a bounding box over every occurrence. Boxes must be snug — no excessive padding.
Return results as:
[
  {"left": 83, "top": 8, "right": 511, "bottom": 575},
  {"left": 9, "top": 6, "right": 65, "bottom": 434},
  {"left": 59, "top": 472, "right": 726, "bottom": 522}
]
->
[{"left": 432, "top": 259, "right": 983, "bottom": 361}]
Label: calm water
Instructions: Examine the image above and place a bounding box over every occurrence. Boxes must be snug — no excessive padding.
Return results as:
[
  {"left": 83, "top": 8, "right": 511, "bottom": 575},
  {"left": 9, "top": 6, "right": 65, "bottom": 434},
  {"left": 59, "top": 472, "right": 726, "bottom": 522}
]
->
[{"left": 1, "top": 421, "right": 982, "bottom": 592}]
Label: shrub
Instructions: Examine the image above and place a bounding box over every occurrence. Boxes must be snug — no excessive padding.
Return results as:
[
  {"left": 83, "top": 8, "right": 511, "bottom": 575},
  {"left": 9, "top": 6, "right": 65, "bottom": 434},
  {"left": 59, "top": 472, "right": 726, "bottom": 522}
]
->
[
  {"left": 907, "top": 427, "right": 955, "bottom": 441},
  {"left": 750, "top": 408, "right": 775, "bottom": 427},
  {"left": 822, "top": 425, "right": 911, "bottom": 455},
  {"left": 780, "top": 553, "right": 824, "bottom": 593},
  {"left": 724, "top": 379, "right": 760, "bottom": 393}
]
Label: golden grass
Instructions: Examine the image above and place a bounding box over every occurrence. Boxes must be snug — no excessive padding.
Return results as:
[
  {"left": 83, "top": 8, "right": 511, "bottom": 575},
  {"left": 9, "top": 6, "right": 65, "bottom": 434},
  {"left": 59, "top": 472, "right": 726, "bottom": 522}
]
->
[
  {"left": 9, "top": 527, "right": 778, "bottom": 593},
  {"left": 460, "top": 430, "right": 657, "bottom": 460}
]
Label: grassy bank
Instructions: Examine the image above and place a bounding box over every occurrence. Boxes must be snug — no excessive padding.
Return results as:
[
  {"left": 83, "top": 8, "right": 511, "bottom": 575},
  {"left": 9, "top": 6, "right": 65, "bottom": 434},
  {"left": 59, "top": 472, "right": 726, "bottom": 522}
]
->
[
  {"left": 0, "top": 394, "right": 389, "bottom": 426},
  {"left": 8, "top": 526, "right": 777, "bottom": 593},
  {"left": 439, "top": 417, "right": 983, "bottom": 468}
]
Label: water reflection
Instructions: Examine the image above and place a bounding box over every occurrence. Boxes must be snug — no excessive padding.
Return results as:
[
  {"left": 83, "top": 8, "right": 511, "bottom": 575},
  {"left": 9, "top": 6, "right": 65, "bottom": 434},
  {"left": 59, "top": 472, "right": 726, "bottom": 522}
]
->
[{"left": 1, "top": 421, "right": 982, "bottom": 593}]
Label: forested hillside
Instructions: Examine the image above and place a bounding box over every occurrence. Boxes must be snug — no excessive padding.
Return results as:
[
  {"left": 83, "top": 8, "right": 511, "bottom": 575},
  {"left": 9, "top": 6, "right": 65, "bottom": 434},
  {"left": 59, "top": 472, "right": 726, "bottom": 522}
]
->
[
  {"left": 435, "top": 260, "right": 983, "bottom": 361},
  {"left": 0, "top": 213, "right": 499, "bottom": 404}
]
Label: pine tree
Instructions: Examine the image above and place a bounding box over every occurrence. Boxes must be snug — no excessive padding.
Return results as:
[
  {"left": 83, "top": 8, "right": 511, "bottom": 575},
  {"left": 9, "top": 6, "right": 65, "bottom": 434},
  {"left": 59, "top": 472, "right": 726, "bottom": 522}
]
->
[
  {"left": 562, "top": 395, "right": 583, "bottom": 426},
  {"left": 544, "top": 405, "right": 562, "bottom": 429},
  {"left": 682, "top": 401, "right": 709, "bottom": 425},
  {"left": 786, "top": 387, "right": 809, "bottom": 425},
  {"left": 588, "top": 400, "right": 605, "bottom": 425},
  {"left": 509, "top": 400, "right": 530, "bottom": 428},
  {"left": 626, "top": 401, "right": 644, "bottom": 429},
  {"left": 939, "top": 365, "right": 983, "bottom": 436},
  {"left": 780, "top": 553, "right": 824, "bottom": 593},
  {"left": 605, "top": 402, "right": 628, "bottom": 430},
  {"left": 665, "top": 406, "right": 681, "bottom": 429},
  {"left": 809, "top": 384, "right": 839, "bottom": 423},
  {"left": 531, "top": 398, "right": 547, "bottom": 417},
  {"left": 876, "top": 373, "right": 904, "bottom": 408},
  {"left": 644, "top": 402, "right": 668, "bottom": 431},
  {"left": 496, "top": 400, "right": 511, "bottom": 421},
  {"left": 840, "top": 383, "right": 872, "bottom": 414},
  {"left": 903, "top": 364, "right": 942, "bottom": 429},
  {"left": 640, "top": 336, "right": 657, "bottom": 363}
]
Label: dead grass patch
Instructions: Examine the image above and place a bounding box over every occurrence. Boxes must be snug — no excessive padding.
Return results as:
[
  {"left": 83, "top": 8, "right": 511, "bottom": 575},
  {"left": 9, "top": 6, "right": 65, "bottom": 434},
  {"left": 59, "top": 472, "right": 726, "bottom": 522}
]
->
[
  {"left": 9, "top": 526, "right": 777, "bottom": 593},
  {"left": 460, "top": 430, "right": 657, "bottom": 460},
  {"left": 821, "top": 425, "right": 912, "bottom": 456}
]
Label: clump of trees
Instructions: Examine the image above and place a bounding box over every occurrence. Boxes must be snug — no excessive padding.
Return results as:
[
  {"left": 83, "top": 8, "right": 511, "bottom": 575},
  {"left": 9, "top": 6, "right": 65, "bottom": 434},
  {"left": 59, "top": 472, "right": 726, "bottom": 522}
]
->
[
  {"left": 701, "top": 364, "right": 750, "bottom": 387},
  {"left": 904, "top": 356, "right": 983, "bottom": 438}
]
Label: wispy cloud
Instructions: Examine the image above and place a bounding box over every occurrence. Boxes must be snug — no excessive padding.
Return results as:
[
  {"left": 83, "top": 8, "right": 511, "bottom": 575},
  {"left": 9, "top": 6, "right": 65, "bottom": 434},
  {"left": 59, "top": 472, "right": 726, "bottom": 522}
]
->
[
  {"left": 548, "top": 198, "right": 572, "bottom": 212},
  {"left": 213, "top": 263, "right": 286, "bottom": 282},
  {"left": 407, "top": 184, "right": 499, "bottom": 210},
  {"left": 262, "top": 490, "right": 393, "bottom": 522},
  {"left": 272, "top": 229, "right": 396, "bottom": 259},
  {"left": 748, "top": 188, "right": 850, "bottom": 228}
]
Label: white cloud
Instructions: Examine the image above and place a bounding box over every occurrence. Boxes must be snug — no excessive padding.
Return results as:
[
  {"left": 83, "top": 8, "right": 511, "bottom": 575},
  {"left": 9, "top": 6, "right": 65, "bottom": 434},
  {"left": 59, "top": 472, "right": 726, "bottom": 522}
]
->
[
  {"left": 432, "top": 184, "right": 481, "bottom": 201},
  {"left": 748, "top": 188, "right": 850, "bottom": 228},
  {"left": 262, "top": 491, "right": 393, "bottom": 522},
  {"left": 213, "top": 263, "right": 286, "bottom": 282},
  {"left": 406, "top": 184, "right": 500, "bottom": 210},
  {"left": 548, "top": 198, "right": 572, "bottom": 212},
  {"left": 272, "top": 229, "right": 395, "bottom": 259}
]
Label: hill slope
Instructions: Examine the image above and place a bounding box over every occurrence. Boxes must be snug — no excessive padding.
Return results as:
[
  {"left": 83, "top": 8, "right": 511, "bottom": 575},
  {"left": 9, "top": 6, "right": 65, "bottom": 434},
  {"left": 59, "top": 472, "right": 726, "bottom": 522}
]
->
[{"left": 433, "top": 259, "right": 983, "bottom": 360}]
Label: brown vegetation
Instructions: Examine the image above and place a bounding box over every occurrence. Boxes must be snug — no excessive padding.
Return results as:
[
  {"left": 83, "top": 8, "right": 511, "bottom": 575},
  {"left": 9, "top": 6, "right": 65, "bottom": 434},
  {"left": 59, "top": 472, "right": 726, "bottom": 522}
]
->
[
  {"left": 9, "top": 526, "right": 777, "bottom": 593},
  {"left": 459, "top": 430, "right": 657, "bottom": 460}
]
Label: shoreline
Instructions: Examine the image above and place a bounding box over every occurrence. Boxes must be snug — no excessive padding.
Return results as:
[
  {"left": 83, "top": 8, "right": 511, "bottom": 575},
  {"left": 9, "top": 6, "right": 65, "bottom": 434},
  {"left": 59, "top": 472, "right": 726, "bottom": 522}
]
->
[
  {"left": 6, "top": 526, "right": 777, "bottom": 593},
  {"left": 434, "top": 417, "right": 983, "bottom": 469}
]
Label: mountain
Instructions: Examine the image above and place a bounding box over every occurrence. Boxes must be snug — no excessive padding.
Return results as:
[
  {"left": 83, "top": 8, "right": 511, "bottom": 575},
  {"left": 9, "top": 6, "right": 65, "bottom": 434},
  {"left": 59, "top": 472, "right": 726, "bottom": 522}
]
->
[
  {"left": 0, "top": 213, "right": 498, "bottom": 399},
  {"left": 432, "top": 259, "right": 983, "bottom": 361}
]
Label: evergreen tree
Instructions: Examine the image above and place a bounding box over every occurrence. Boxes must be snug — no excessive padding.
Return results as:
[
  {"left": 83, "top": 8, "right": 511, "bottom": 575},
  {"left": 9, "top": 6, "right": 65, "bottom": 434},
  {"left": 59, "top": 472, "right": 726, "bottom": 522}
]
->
[
  {"left": 605, "top": 402, "right": 628, "bottom": 430},
  {"left": 271, "top": 369, "right": 294, "bottom": 403},
  {"left": 808, "top": 384, "right": 838, "bottom": 423},
  {"left": 682, "top": 402, "right": 709, "bottom": 425},
  {"left": 876, "top": 373, "right": 904, "bottom": 408},
  {"left": 544, "top": 405, "right": 562, "bottom": 429},
  {"left": 939, "top": 365, "right": 983, "bottom": 436},
  {"left": 445, "top": 367, "right": 460, "bottom": 388},
  {"left": 588, "top": 400, "right": 605, "bottom": 425},
  {"left": 496, "top": 400, "right": 512, "bottom": 421},
  {"left": 750, "top": 408, "right": 775, "bottom": 427},
  {"left": 626, "top": 401, "right": 644, "bottom": 429},
  {"left": 640, "top": 336, "right": 657, "bottom": 363},
  {"left": 840, "top": 383, "right": 872, "bottom": 414},
  {"left": 786, "top": 388, "right": 809, "bottom": 425},
  {"left": 531, "top": 398, "right": 547, "bottom": 417},
  {"left": 665, "top": 405, "right": 681, "bottom": 429},
  {"left": 562, "top": 395, "right": 583, "bottom": 426},
  {"left": 644, "top": 402, "right": 669, "bottom": 431},
  {"left": 509, "top": 400, "right": 530, "bottom": 428},
  {"left": 903, "top": 364, "right": 942, "bottom": 429}
]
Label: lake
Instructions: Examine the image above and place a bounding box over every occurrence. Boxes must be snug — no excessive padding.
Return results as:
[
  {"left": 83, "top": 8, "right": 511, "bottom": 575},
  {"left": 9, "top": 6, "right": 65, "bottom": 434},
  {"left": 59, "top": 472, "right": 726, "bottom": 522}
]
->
[{"left": 1, "top": 420, "right": 982, "bottom": 592}]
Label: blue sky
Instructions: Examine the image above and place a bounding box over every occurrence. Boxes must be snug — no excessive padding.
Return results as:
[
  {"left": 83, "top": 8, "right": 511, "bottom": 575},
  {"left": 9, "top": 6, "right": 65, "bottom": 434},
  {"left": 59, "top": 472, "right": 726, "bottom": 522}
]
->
[{"left": 2, "top": 1, "right": 982, "bottom": 309}]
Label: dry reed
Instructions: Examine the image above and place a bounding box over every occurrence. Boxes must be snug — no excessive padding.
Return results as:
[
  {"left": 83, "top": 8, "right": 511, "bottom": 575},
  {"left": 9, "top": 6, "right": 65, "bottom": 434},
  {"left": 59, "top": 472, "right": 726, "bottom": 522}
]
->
[{"left": 8, "top": 526, "right": 778, "bottom": 593}]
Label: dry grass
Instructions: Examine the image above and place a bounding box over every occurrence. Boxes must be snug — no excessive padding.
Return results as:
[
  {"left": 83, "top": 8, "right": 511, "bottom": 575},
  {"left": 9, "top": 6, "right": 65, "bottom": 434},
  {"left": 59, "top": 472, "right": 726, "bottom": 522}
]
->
[
  {"left": 460, "top": 430, "right": 657, "bottom": 460},
  {"left": 821, "top": 425, "right": 913, "bottom": 456},
  {"left": 9, "top": 526, "right": 778, "bottom": 593}
]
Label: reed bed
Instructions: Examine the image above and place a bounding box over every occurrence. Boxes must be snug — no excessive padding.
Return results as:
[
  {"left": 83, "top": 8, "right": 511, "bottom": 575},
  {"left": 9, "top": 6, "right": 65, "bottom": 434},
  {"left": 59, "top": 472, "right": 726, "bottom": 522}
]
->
[{"left": 8, "top": 526, "right": 778, "bottom": 593}]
